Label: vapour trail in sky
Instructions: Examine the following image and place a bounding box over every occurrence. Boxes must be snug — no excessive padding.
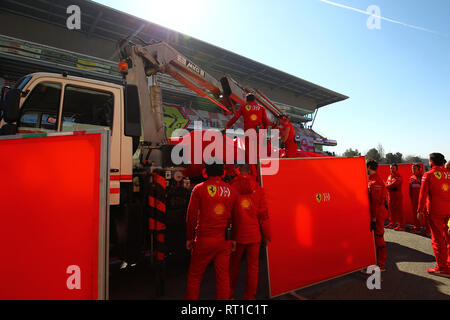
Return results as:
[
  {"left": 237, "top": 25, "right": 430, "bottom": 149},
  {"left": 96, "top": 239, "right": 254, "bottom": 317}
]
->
[{"left": 319, "top": 0, "right": 448, "bottom": 37}]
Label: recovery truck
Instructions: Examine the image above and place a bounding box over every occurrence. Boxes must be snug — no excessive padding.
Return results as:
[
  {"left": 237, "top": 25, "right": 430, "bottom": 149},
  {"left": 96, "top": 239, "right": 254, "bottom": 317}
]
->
[
  {"left": 0, "top": 39, "right": 284, "bottom": 200},
  {"left": 0, "top": 39, "right": 286, "bottom": 284}
]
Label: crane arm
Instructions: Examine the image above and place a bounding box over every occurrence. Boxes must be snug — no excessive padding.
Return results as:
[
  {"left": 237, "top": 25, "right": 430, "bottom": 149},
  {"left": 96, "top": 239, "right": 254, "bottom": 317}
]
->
[
  {"left": 121, "top": 41, "right": 231, "bottom": 149},
  {"left": 220, "top": 75, "right": 283, "bottom": 118}
]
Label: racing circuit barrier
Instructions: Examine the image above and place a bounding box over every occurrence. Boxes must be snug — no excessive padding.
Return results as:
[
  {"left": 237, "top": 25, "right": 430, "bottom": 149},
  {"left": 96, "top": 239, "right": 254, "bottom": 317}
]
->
[
  {"left": 260, "top": 156, "right": 376, "bottom": 297},
  {"left": 0, "top": 130, "right": 110, "bottom": 299}
]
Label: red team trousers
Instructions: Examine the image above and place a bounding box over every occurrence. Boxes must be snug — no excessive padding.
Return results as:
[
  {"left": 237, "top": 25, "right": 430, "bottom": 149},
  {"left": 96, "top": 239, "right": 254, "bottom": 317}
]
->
[
  {"left": 428, "top": 215, "right": 450, "bottom": 270},
  {"left": 185, "top": 177, "right": 237, "bottom": 300},
  {"left": 229, "top": 242, "right": 261, "bottom": 300},
  {"left": 185, "top": 238, "right": 232, "bottom": 300},
  {"left": 418, "top": 166, "right": 450, "bottom": 271},
  {"left": 369, "top": 173, "right": 388, "bottom": 268}
]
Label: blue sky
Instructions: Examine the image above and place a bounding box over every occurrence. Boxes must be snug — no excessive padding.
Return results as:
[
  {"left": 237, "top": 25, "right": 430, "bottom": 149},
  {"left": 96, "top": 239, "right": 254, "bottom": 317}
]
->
[{"left": 95, "top": 0, "right": 450, "bottom": 159}]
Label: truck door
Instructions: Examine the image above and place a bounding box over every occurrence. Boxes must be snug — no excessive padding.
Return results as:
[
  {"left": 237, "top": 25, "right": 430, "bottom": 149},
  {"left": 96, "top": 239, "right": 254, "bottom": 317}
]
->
[
  {"left": 59, "top": 82, "right": 122, "bottom": 205},
  {"left": 16, "top": 77, "right": 123, "bottom": 205}
]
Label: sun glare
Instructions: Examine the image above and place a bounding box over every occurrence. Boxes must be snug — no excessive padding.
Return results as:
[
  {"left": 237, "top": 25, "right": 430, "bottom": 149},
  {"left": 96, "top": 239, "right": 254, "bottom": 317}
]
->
[{"left": 138, "top": 0, "right": 208, "bottom": 35}]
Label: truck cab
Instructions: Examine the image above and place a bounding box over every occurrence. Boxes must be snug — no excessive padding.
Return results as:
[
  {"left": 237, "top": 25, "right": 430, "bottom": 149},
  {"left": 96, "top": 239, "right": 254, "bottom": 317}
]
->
[{"left": 2, "top": 72, "right": 133, "bottom": 205}]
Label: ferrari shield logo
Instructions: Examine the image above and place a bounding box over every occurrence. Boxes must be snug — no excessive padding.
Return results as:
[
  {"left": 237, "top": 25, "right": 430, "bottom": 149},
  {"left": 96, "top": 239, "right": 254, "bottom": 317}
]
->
[
  {"left": 208, "top": 185, "right": 217, "bottom": 197},
  {"left": 245, "top": 105, "right": 251, "bottom": 111},
  {"left": 315, "top": 193, "right": 322, "bottom": 203},
  {"left": 434, "top": 172, "right": 442, "bottom": 180}
]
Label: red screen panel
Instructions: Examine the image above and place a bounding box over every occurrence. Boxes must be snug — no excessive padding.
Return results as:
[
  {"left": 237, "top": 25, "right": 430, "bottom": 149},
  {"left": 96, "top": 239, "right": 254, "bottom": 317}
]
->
[
  {"left": 378, "top": 163, "right": 424, "bottom": 225},
  {"left": 0, "top": 133, "right": 104, "bottom": 300},
  {"left": 261, "top": 157, "right": 376, "bottom": 297}
]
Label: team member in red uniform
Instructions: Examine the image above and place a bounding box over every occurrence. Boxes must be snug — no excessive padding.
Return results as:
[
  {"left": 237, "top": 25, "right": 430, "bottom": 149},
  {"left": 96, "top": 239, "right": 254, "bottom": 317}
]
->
[
  {"left": 367, "top": 160, "right": 388, "bottom": 271},
  {"left": 385, "top": 164, "right": 404, "bottom": 231},
  {"left": 224, "top": 93, "right": 271, "bottom": 169},
  {"left": 278, "top": 115, "right": 298, "bottom": 158},
  {"left": 225, "top": 93, "right": 270, "bottom": 132},
  {"left": 409, "top": 164, "right": 424, "bottom": 233},
  {"left": 417, "top": 153, "right": 450, "bottom": 276},
  {"left": 229, "top": 164, "right": 271, "bottom": 300},
  {"left": 185, "top": 161, "right": 238, "bottom": 300}
]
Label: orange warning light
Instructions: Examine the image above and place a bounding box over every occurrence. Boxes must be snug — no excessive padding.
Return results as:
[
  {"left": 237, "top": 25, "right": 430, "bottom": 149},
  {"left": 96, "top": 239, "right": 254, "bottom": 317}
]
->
[{"left": 118, "top": 61, "right": 129, "bottom": 74}]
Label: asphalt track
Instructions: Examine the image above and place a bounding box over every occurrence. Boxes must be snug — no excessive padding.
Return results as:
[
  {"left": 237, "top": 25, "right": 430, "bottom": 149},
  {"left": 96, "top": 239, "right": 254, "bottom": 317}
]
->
[{"left": 109, "top": 227, "right": 450, "bottom": 300}]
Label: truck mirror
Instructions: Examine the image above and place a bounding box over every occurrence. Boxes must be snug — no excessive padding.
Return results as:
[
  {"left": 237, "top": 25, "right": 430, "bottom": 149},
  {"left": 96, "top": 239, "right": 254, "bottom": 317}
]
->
[
  {"left": 124, "top": 84, "right": 141, "bottom": 138},
  {"left": 3, "top": 89, "right": 21, "bottom": 123},
  {"left": 0, "top": 86, "right": 9, "bottom": 121},
  {"left": 1, "top": 86, "right": 9, "bottom": 102}
]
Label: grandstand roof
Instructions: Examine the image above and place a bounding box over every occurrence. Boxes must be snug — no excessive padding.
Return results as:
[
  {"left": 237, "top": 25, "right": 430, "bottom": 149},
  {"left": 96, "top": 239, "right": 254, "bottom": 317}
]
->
[{"left": 1, "top": 0, "right": 348, "bottom": 111}]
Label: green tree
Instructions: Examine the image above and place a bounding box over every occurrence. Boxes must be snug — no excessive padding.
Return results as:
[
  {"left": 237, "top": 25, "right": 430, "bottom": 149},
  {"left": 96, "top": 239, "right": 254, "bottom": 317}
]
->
[
  {"left": 385, "top": 153, "right": 395, "bottom": 164},
  {"left": 366, "top": 148, "right": 382, "bottom": 162},
  {"left": 386, "top": 152, "right": 403, "bottom": 164},
  {"left": 343, "top": 148, "right": 361, "bottom": 157},
  {"left": 405, "top": 155, "right": 422, "bottom": 163}
]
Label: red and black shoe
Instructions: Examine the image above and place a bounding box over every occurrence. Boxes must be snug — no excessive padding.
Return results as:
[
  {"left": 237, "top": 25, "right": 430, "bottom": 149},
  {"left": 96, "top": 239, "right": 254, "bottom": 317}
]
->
[
  {"left": 427, "top": 267, "right": 450, "bottom": 277},
  {"left": 409, "top": 226, "right": 421, "bottom": 234}
]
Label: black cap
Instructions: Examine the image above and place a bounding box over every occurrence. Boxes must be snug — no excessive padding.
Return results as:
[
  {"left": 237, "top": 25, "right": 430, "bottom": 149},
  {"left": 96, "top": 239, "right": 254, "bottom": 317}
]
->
[
  {"left": 246, "top": 93, "right": 256, "bottom": 102},
  {"left": 205, "top": 158, "right": 224, "bottom": 177}
]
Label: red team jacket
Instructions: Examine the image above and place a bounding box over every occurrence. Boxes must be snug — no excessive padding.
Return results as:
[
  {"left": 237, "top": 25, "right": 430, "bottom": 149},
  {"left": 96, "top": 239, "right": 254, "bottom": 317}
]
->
[
  {"left": 386, "top": 172, "right": 403, "bottom": 207},
  {"left": 230, "top": 174, "right": 271, "bottom": 244},
  {"left": 409, "top": 174, "right": 422, "bottom": 208},
  {"left": 280, "top": 120, "right": 297, "bottom": 158},
  {"left": 186, "top": 177, "right": 237, "bottom": 241},
  {"left": 226, "top": 101, "right": 270, "bottom": 131},
  {"left": 418, "top": 166, "right": 450, "bottom": 217},
  {"left": 368, "top": 173, "right": 388, "bottom": 220}
]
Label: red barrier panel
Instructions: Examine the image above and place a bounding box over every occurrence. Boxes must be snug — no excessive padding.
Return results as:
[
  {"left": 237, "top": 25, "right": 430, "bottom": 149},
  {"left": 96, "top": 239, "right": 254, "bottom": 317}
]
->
[
  {"left": 378, "top": 163, "right": 424, "bottom": 226},
  {"left": 0, "top": 132, "right": 109, "bottom": 300},
  {"left": 261, "top": 157, "right": 376, "bottom": 297}
]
